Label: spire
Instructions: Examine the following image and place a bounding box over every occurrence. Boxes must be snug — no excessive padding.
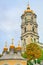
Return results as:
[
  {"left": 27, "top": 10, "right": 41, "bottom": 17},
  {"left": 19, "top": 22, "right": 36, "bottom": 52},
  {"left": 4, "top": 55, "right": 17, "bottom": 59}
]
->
[
  {"left": 16, "top": 41, "right": 22, "bottom": 51},
  {"left": 4, "top": 41, "right": 7, "bottom": 48},
  {"left": 12, "top": 38, "right": 14, "bottom": 45},
  {"left": 3, "top": 41, "right": 8, "bottom": 52},
  {"left": 28, "top": 0, "right": 29, "bottom": 6},
  {"left": 24, "top": 0, "right": 32, "bottom": 13},
  {"left": 27, "top": 0, "right": 30, "bottom": 9},
  {"left": 10, "top": 38, "right": 15, "bottom": 49}
]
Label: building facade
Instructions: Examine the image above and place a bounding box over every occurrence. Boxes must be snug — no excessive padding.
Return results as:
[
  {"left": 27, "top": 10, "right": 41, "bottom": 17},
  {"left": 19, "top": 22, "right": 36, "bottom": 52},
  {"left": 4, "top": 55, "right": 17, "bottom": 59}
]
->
[
  {"left": 21, "top": 4, "right": 39, "bottom": 52},
  {"left": 0, "top": 40, "right": 27, "bottom": 65}
]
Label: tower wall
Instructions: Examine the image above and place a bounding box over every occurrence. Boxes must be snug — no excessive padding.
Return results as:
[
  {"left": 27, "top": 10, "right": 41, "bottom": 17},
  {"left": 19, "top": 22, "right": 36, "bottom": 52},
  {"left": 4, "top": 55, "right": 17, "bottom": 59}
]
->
[
  {"left": 0, "top": 60, "right": 27, "bottom": 65},
  {"left": 21, "top": 5, "right": 39, "bottom": 52}
]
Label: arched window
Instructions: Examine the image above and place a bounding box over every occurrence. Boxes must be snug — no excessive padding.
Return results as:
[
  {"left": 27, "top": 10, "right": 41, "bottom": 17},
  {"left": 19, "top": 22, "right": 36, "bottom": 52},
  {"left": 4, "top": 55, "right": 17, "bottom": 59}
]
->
[
  {"left": 34, "top": 38, "right": 36, "bottom": 42},
  {"left": 24, "top": 39, "right": 26, "bottom": 45},
  {"left": 32, "top": 27, "right": 34, "bottom": 32},
  {"left": 24, "top": 27, "right": 26, "bottom": 33}
]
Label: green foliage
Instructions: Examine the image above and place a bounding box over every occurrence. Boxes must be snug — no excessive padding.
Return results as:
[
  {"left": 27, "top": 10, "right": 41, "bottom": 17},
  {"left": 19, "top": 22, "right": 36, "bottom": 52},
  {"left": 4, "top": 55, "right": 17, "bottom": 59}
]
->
[
  {"left": 34, "top": 59, "right": 36, "bottom": 64},
  {"left": 21, "top": 52, "right": 27, "bottom": 58},
  {"left": 27, "top": 59, "right": 41, "bottom": 65},
  {"left": 37, "top": 59, "right": 41, "bottom": 64},
  {"left": 27, "top": 61, "right": 33, "bottom": 65},
  {"left": 39, "top": 49, "right": 43, "bottom": 60}
]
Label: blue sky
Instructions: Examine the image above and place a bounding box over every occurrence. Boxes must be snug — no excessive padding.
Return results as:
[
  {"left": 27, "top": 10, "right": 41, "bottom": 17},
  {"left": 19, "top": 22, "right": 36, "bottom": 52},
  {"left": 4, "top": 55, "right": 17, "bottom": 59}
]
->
[{"left": 0, "top": 0, "right": 43, "bottom": 53}]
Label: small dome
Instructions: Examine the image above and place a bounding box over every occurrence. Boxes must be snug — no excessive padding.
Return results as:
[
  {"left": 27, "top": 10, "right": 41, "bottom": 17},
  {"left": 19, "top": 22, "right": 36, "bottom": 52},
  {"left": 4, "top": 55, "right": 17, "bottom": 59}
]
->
[
  {"left": 10, "top": 45, "right": 15, "bottom": 49},
  {"left": 16, "top": 47, "right": 22, "bottom": 51},
  {"left": 16, "top": 41, "right": 22, "bottom": 51},
  {"left": 3, "top": 41, "right": 8, "bottom": 52},
  {"left": 4, "top": 47, "right": 8, "bottom": 51},
  {"left": 24, "top": 4, "right": 33, "bottom": 13},
  {"left": 24, "top": 9, "right": 32, "bottom": 13},
  {"left": 10, "top": 38, "right": 15, "bottom": 49}
]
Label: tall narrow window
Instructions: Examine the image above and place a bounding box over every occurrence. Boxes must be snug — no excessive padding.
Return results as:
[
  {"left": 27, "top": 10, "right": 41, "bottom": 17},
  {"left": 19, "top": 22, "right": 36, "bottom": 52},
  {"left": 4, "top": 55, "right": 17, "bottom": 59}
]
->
[
  {"left": 34, "top": 38, "right": 36, "bottom": 42},
  {"left": 32, "top": 27, "right": 34, "bottom": 32},
  {"left": 24, "top": 27, "right": 26, "bottom": 33},
  {"left": 23, "top": 39, "right": 26, "bottom": 46},
  {"left": 25, "top": 17, "right": 27, "bottom": 22}
]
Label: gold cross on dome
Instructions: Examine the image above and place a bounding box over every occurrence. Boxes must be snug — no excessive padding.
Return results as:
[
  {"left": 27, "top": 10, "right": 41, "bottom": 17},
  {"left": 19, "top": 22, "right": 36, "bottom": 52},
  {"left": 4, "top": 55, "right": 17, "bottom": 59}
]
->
[{"left": 28, "top": 0, "right": 29, "bottom": 6}]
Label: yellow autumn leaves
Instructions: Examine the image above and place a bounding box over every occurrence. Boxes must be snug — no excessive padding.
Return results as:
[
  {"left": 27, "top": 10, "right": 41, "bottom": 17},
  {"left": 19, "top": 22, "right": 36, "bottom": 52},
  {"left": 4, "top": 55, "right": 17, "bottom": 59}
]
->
[
  {"left": 24, "top": 43, "right": 41, "bottom": 61},
  {"left": 23, "top": 43, "right": 41, "bottom": 60}
]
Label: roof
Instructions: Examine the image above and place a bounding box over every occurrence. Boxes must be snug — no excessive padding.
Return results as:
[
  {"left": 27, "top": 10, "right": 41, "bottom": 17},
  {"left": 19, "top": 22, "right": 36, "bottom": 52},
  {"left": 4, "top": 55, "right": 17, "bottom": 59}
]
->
[
  {"left": 21, "top": 4, "right": 36, "bottom": 18},
  {"left": 0, "top": 52, "right": 26, "bottom": 60}
]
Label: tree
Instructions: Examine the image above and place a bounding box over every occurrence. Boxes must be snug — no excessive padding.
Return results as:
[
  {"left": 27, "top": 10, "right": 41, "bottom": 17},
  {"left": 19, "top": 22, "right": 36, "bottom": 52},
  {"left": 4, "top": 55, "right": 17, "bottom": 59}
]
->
[
  {"left": 39, "top": 49, "right": 43, "bottom": 60},
  {"left": 22, "top": 52, "right": 27, "bottom": 58},
  {"left": 24, "top": 43, "right": 41, "bottom": 61}
]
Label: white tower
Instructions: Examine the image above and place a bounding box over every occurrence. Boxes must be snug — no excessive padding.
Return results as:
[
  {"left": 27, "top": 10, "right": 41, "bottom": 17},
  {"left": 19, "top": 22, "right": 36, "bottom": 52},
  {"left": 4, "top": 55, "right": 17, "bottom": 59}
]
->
[{"left": 21, "top": 4, "right": 39, "bottom": 52}]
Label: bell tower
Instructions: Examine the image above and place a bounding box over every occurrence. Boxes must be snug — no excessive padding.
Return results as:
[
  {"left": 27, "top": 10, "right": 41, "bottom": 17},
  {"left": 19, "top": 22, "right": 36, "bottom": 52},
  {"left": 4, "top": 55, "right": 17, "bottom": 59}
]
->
[{"left": 21, "top": 4, "right": 39, "bottom": 52}]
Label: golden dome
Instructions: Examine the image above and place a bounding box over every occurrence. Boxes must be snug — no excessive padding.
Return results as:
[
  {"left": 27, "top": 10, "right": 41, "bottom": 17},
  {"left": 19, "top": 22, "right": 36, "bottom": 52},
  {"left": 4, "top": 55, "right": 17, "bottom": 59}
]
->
[
  {"left": 4, "top": 47, "right": 8, "bottom": 51},
  {"left": 24, "top": 9, "right": 32, "bottom": 13},
  {"left": 10, "top": 38, "right": 15, "bottom": 49},
  {"left": 3, "top": 41, "right": 8, "bottom": 51},
  {"left": 23, "top": 4, "right": 35, "bottom": 14},
  {"left": 16, "top": 46, "right": 22, "bottom": 50},
  {"left": 16, "top": 47, "right": 22, "bottom": 51},
  {"left": 24, "top": 4, "right": 33, "bottom": 13},
  {"left": 10, "top": 45, "right": 15, "bottom": 49},
  {"left": 16, "top": 41, "right": 22, "bottom": 51}
]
